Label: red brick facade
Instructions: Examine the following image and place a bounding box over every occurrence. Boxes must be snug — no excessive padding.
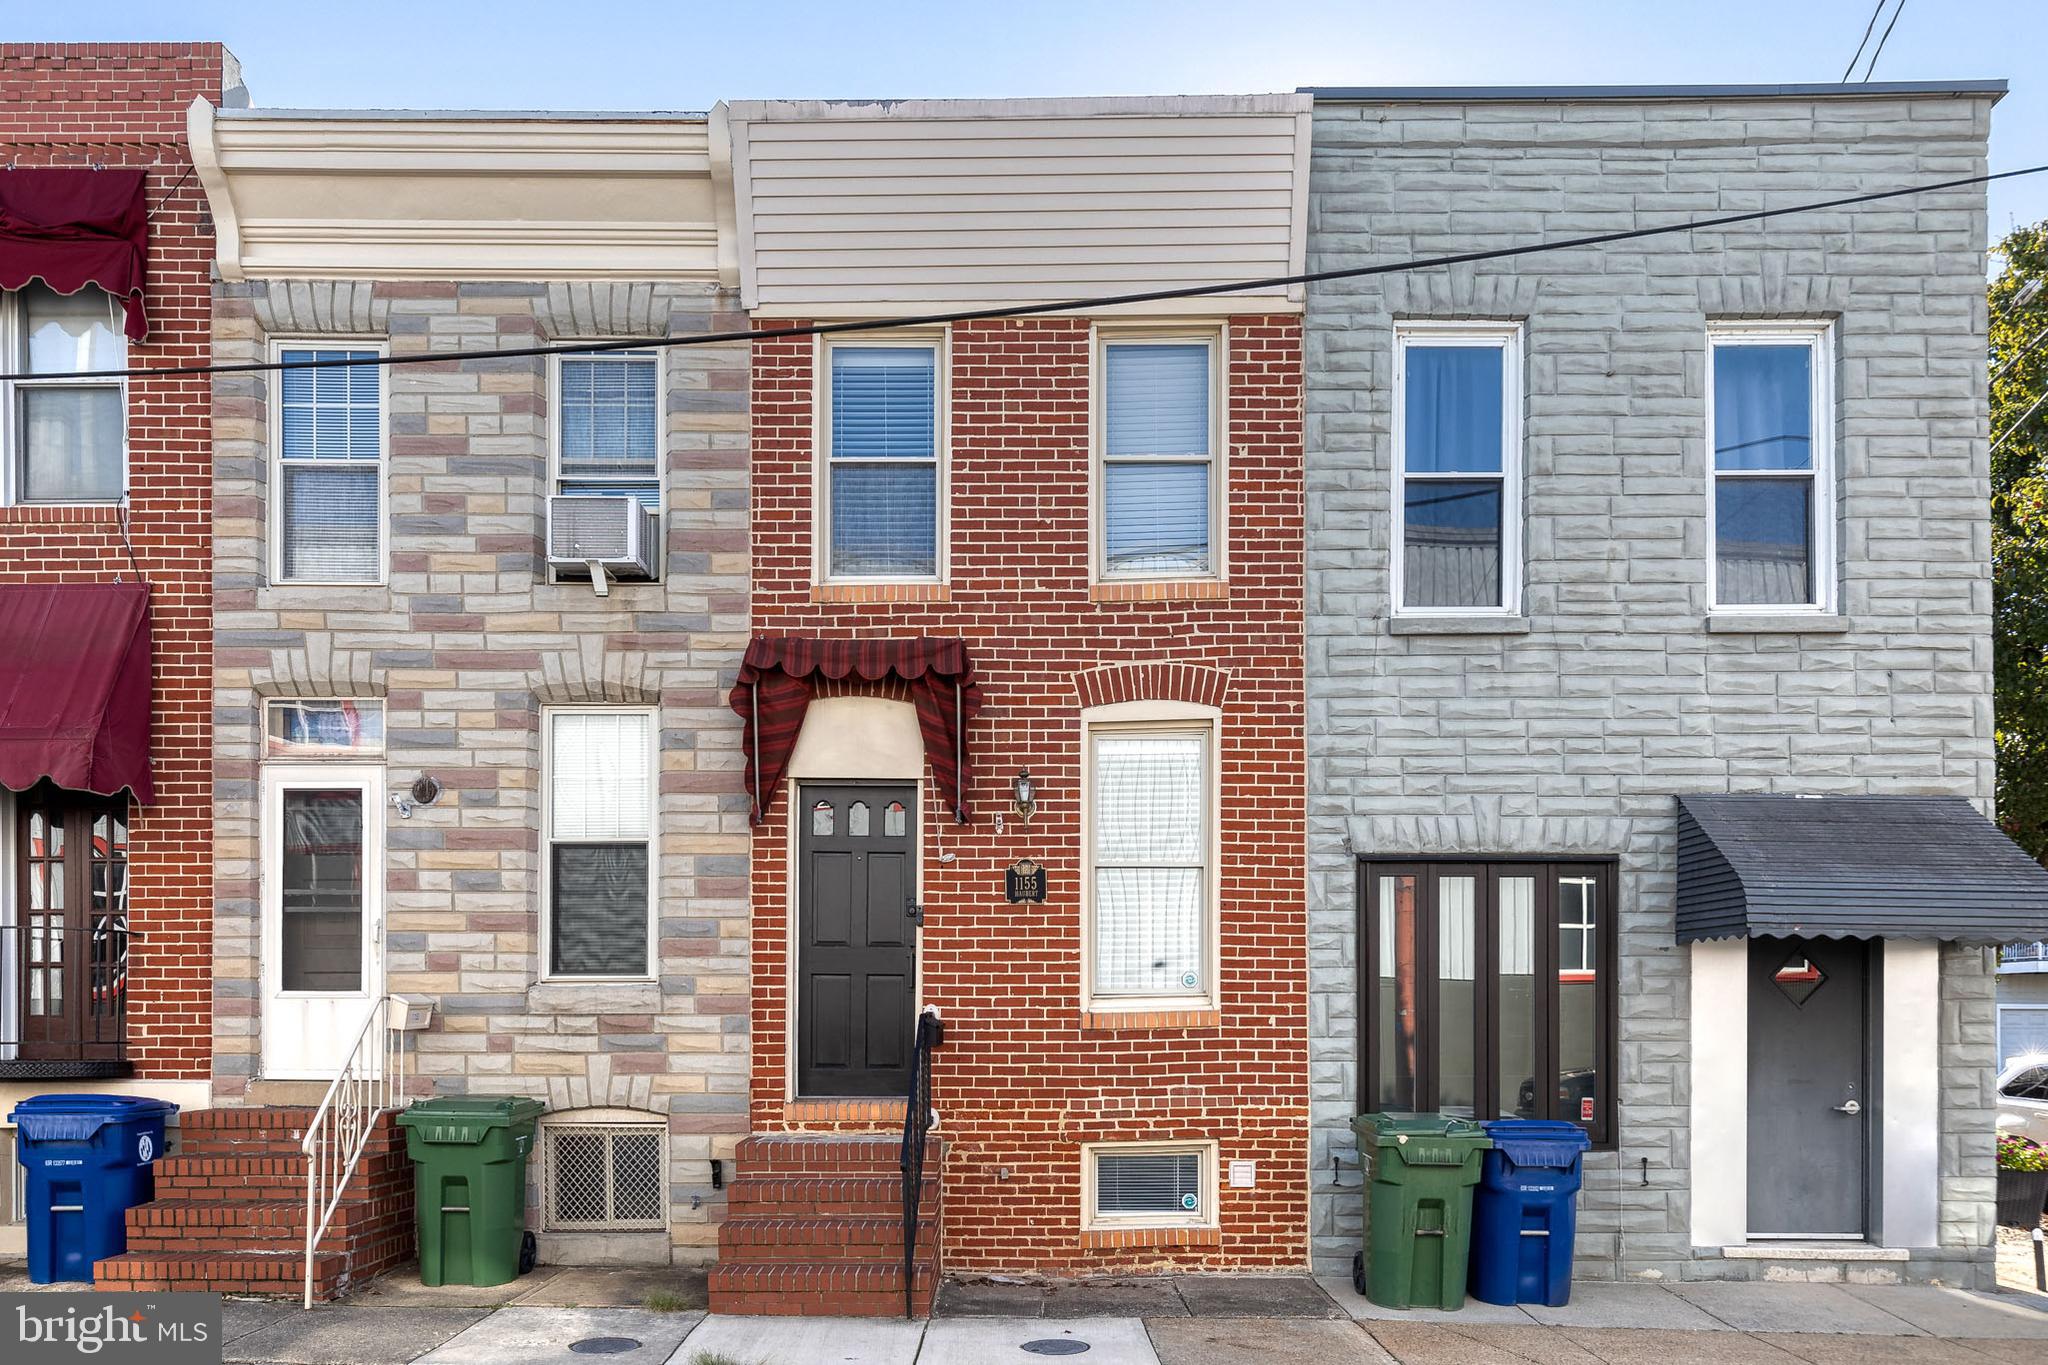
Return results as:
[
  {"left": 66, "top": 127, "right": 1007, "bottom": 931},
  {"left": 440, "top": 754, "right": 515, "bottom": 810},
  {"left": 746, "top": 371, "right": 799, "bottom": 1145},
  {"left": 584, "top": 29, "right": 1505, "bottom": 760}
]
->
[
  {"left": 747, "top": 316, "right": 1309, "bottom": 1271},
  {"left": 0, "top": 46, "right": 224, "bottom": 1078}
]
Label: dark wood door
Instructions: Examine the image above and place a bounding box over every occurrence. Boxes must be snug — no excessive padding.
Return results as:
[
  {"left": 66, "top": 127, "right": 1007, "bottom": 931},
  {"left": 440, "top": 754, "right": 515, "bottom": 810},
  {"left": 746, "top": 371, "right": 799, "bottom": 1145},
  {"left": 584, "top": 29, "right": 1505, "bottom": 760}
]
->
[
  {"left": 1747, "top": 936, "right": 1868, "bottom": 1236},
  {"left": 798, "top": 784, "right": 916, "bottom": 1097},
  {"left": 15, "top": 786, "right": 130, "bottom": 1062}
]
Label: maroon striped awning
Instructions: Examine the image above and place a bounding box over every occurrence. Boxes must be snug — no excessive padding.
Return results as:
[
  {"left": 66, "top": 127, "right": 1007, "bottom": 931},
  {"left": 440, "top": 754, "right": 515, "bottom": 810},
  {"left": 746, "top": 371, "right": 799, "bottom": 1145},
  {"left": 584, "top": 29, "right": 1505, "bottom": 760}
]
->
[
  {"left": 729, "top": 636, "right": 984, "bottom": 825},
  {"left": 0, "top": 169, "right": 151, "bottom": 340},
  {"left": 0, "top": 583, "right": 154, "bottom": 801}
]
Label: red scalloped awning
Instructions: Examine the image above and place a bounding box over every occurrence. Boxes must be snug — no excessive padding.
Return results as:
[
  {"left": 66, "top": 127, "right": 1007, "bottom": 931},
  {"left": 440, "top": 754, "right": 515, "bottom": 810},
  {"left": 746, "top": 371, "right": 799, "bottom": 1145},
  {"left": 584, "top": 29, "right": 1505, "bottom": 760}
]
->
[
  {"left": 729, "top": 636, "right": 984, "bottom": 825},
  {"left": 0, "top": 168, "right": 150, "bottom": 340},
  {"left": 0, "top": 583, "right": 154, "bottom": 802}
]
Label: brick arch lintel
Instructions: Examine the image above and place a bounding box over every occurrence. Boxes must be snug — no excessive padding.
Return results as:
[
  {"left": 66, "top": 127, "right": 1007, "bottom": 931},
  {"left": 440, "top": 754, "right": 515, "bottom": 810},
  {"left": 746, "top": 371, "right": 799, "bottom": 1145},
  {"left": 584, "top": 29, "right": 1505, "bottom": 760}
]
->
[{"left": 1071, "top": 660, "right": 1231, "bottom": 712}]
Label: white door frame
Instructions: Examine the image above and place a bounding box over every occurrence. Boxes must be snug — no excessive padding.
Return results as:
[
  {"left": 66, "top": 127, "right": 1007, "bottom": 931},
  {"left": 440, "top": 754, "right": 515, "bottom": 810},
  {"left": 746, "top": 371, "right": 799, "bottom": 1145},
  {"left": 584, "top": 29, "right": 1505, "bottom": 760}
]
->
[{"left": 260, "top": 762, "right": 385, "bottom": 1079}]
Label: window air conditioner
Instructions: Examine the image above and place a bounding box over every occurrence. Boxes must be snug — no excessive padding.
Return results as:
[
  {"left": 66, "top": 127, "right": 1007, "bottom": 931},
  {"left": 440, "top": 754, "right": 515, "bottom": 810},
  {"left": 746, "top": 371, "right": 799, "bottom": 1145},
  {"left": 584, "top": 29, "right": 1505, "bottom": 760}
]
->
[{"left": 546, "top": 495, "right": 660, "bottom": 594}]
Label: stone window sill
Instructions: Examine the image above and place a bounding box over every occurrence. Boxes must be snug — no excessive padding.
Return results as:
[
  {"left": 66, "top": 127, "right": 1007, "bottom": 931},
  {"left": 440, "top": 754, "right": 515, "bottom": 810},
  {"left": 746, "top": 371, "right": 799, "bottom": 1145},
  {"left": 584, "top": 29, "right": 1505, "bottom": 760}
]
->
[
  {"left": 1080, "top": 1225, "right": 1222, "bottom": 1251},
  {"left": 812, "top": 582, "right": 951, "bottom": 604},
  {"left": 1079, "top": 1008, "right": 1221, "bottom": 1032},
  {"left": 528, "top": 980, "right": 661, "bottom": 1013},
  {"left": 1706, "top": 614, "right": 1851, "bottom": 635},
  {"left": 1388, "top": 615, "right": 1531, "bottom": 636},
  {"left": 1090, "top": 580, "right": 1229, "bottom": 604}
]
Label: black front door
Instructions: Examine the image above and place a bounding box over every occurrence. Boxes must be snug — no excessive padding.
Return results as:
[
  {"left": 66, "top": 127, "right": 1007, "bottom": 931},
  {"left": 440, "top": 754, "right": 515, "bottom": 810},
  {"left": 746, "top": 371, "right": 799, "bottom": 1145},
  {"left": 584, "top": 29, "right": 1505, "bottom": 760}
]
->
[
  {"left": 1747, "top": 935, "right": 1869, "bottom": 1236},
  {"left": 798, "top": 784, "right": 917, "bottom": 1097}
]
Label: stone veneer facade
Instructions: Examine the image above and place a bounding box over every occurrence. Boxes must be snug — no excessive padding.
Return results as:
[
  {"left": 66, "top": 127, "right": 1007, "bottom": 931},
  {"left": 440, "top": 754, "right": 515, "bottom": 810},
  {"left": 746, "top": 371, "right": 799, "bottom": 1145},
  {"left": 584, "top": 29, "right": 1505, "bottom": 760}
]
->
[
  {"left": 210, "top": 279, "right": 751, "bottom": 1260},
  {"left": 1304, "top": 88, "right": 2002, "bottom": 1284}
]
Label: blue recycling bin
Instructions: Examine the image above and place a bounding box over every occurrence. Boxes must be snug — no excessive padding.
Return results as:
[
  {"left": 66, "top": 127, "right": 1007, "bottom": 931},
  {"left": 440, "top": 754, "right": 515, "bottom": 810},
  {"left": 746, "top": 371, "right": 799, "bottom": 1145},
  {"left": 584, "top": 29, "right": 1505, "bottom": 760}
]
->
[
  {"left": 9, "top": 1094, "right": 177, "bottom": 1284},
  {"left": 1469, "top": 1119, "right": 1592, "bottom": 1307}
]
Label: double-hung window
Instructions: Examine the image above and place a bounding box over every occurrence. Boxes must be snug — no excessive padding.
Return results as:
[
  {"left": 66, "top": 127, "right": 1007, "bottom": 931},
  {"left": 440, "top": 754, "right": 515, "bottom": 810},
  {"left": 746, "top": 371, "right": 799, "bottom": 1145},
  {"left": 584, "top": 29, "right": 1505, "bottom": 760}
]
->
[
  {"left": 1708, "top": 324, "right": 1833, "bottom": 610},
  {"left": 1362, "top": 860, "right": 1615, "bottom": 1145},
  {"left": 1085, "top": 719, "right": 1214, "bottom": 1006},
  {"left": 274, "top": 345, "right": 383, "bottom": 584},
  {"left": 1099, "top": 336, "right": 1218, "bottom": 579},
  {"left": 545, "top": 709, "right": 655, "bottom": 979},
  {"left": 555, "top": 351, "right": 661, "bottom": 508},
  {"left": 3, "top": 284, "right": 126, "bottom": 503},
  {"left": 1392, "top": 324, "right": 1521, "bottom": 614},
  {"left": 823, "top": 341, "right": 940, "bottom": 580}
]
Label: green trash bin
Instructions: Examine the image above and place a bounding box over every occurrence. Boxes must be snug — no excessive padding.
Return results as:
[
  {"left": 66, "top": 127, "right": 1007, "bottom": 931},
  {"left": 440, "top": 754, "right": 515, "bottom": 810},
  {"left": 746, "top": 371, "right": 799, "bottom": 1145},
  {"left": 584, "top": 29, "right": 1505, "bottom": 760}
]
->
[
  {"left": 397, "top": 1096, "right": 546, "bottom": 1287},
  {"left": 1351, "top": 1112, "right": 1492, "bottom": 1310}
]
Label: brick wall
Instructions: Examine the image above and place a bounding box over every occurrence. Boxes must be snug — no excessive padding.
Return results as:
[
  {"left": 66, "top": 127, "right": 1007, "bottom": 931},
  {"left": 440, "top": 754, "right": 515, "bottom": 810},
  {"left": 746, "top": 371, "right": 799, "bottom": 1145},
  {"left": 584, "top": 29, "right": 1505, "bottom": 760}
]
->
[
  {"left": 1303, "top": 92, "right": 1998, "bottom": 1281},
  {"left": 0, "top": 45, "right": 226, "bottom": 1079},
  {"left": 748, "top": 316, "right": 1309, "bottom": 1271}
]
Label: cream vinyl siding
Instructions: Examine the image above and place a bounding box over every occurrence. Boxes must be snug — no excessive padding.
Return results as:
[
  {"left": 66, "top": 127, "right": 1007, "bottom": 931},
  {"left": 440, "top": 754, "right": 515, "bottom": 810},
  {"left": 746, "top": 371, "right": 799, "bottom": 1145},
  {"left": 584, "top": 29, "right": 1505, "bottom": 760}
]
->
[{"left": 724, "top": 96, "right": 1312, "bottom": 315}]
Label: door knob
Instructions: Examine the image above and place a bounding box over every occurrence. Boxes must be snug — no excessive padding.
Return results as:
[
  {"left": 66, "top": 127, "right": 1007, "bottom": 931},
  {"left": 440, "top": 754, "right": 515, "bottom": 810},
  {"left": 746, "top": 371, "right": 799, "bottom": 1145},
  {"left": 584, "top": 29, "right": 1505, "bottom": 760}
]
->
[{"left": 1833, "top": 1099, "right": 1862, "bottom": 1116}]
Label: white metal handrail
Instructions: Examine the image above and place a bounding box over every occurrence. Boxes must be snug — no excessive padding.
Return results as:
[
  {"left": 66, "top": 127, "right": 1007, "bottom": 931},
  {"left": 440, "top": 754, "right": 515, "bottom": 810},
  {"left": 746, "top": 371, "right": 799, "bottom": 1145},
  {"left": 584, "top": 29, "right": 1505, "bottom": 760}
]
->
[{"left": 302, "top": 995, "right": 407, "bottom": 1307}]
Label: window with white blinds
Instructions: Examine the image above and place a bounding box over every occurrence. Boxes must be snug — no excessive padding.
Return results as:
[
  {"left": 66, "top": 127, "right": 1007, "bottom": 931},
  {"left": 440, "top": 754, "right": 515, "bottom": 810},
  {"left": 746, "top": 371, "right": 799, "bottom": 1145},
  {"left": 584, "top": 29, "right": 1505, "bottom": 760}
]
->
[
  {"left": 1088, "top": 726, "right": 1211, "bottom": 1002},
  {"left": 1100, "top": 339, "right": 1216, "bottom": 579},
  {"left": 275, "top": 346, "right": 382, "bottom": 583},
  {"left": 546, "top": 709, "right": 655, "bottom": 978},
  {"left": 4, "top": 284, "right": 126, "bottom": 504},
  {"left": 557, "top": 352, "right": 661, "bottom": 508},
  {"left": 825, "top": 342, "right": 939, "bottom": 579},
  {"left": 1085, "top": 1143, "right": 1213, "bottom": 1228}
]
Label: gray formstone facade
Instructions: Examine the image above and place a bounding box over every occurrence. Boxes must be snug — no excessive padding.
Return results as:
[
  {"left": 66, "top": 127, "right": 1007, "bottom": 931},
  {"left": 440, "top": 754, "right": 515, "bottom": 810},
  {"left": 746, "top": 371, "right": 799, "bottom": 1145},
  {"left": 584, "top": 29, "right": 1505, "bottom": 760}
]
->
[
  {"left": 1304, "top": 89, "right": 2001, "bottom": 1283},
  {"left": 210, "top": 278, "right": 751, "bottom": 1261}
]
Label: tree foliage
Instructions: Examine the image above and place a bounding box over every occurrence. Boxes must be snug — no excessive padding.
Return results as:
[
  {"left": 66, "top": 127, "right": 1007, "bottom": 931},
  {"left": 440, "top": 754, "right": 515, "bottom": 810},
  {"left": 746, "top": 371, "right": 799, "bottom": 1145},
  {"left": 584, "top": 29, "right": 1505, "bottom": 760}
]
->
[{"left": 1993, "top": 223, "right": 2048, "bottom": 857}]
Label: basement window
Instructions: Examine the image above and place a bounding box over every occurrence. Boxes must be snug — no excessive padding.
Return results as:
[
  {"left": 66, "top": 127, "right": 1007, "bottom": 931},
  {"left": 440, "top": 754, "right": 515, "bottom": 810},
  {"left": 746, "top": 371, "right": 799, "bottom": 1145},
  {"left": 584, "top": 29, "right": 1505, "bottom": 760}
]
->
[
  {"left": 541, "top": 1119, "right": 667, "bottom": 1232},
  {"left": 1081, "top": 1141, "right": 1216, "bottom": 1231}
]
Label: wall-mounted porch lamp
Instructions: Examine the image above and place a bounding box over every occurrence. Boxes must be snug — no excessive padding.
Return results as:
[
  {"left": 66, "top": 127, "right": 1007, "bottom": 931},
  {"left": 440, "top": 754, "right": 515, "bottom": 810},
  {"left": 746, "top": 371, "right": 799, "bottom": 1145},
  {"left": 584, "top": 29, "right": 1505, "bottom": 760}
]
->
[{"left": 1011, "top": 770, "right": 1037, "bottom": 824}]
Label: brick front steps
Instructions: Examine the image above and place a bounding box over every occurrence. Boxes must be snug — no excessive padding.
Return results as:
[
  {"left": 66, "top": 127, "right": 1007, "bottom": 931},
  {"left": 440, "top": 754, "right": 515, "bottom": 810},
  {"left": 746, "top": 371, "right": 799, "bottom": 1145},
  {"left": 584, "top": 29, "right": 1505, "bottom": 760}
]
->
[
  {"left": 95, "top": 1107, "right": 415, "bottom": 1301},
  {"left": 709, "top": 1133, "right": 943, "bottom": 1317}
]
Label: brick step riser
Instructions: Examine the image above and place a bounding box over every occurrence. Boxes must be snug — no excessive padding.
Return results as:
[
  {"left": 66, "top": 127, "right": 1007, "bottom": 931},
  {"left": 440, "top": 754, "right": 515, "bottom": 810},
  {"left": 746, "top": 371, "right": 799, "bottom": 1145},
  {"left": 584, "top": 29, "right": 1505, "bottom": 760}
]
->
[
  {"left": 127, "top": 1194, "right": 410, "bottom": 1234},
  {"left": 725, "top": 1179, "right": 937, "bottom": 1216},
  {"left": 707, "top": 1265, "right": 938, "bottom": 1318},
  {"left": 155, "top": 1162, "right": 411, "bottom": 1194},
  {"left": 95, "top": 1228, "right": 414, "bottom": 1300},
  {"left": 175, "top": 1135, "right": 406, "bottom": 1159},
  {"left": 718, "top": 1235, "right": 938, "bottom": 1264},
  {"left": 125, "top": 1211, "right": 405, "bottom": 1249},
  {"left": 153, "top": 1177, "right": 412, "bottom": 1204},
  {"left": 705, "top": 1289, "right": 937, "bottom": 1318}
]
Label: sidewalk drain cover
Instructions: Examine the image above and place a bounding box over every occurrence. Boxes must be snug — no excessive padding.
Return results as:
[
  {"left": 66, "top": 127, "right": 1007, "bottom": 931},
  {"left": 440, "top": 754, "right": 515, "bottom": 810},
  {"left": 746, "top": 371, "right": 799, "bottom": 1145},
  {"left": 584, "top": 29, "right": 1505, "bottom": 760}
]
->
[
  {"left": 1021, "top": 1343, "right": 1089, "bottom": 1357},
  {"left": 568, "top": 1339, "right": 641, "bottom": 1355}
]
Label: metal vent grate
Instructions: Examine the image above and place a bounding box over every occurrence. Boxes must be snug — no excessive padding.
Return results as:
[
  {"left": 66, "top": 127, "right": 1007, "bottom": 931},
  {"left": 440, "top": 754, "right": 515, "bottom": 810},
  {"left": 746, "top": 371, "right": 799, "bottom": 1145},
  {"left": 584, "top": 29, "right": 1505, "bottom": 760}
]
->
[{"left": 542, "top": 1122, "right": 667, "bottom": 1231}]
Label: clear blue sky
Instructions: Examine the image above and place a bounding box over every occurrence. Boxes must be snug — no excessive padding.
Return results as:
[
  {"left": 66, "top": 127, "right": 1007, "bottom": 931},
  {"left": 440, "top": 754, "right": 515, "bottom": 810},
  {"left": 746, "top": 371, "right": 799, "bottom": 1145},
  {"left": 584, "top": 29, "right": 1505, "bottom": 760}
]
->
[{"left": 23, "top": 0, "right": 2048, "bottom": 255}]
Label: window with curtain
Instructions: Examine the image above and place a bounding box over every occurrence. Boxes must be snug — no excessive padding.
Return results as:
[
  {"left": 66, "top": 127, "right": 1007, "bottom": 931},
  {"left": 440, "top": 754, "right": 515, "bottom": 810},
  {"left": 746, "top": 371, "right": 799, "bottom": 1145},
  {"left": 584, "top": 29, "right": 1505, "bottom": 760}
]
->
[
  {"left": 276, "top": 346, "right": 382, "bottom": 583},
  {"left": 6, "top": 284, "right": 126, "bottom": 503},
  {"left": 826, "top": 343, "right": 938, "bottom": 579},
  {"left": 557, "top": 352, "right": 661, "bottom": 508},
  {"left": 1364, "top": 860, "right": 1615, "bottom": 1145},
  {"left": 1100, "top": 339, "right": 1215, "bottom": 577},
  {"left": 1710, "top": 328, "right": 1829, "bottom": 608},
  {"left": 547, "top": 710, "right": 654, "bottom": 978},
  {"left": 1088, "top": 726, "right": 1210, "bottom": 1001},
  {"left": 1395, "top": 326, "right": 1519, "bottom": 612}
]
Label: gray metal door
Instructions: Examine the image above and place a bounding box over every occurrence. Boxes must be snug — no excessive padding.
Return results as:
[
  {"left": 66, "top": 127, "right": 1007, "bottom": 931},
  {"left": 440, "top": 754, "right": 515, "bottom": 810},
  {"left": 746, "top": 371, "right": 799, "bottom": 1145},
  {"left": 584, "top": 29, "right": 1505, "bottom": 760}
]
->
[
  {"left": 1746, "top": 936, "right": 1868, "bottom": 1237},
  {"left": 797, "top": 784, "right": 917, "bottom": 1097}
]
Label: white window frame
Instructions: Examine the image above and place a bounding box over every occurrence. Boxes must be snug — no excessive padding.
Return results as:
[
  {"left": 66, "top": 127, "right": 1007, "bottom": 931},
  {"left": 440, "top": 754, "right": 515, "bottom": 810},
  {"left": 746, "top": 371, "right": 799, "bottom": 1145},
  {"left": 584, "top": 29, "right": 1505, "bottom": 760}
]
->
[
  {"left": 1091, "top": 325, "right": 1227, "bottom": 584},
  {"left": 0, "top": 286, "right": 129, "bottom": 506},
  {"left": 1080, "top": 1139, "right": 1220, "bottom": 1232},
  {"left": 1705, "top": 321, "right": 1836, "bottom": 614},
  {"left": 1390, "top": 321, "right": 1523, "bottom": 618},
  {"left": 815, "top": 331, "right": 948, "bottom": 586},
  {"left": 1079, "top": 700, "right": 1222, "bottom": 1013},
  {"left": 268, "top": 338, "right": 389, "bottom": 588},
  {"left": 547, "top": 348, "right": 666, "bottom": 515},
  {"left": 539, "top": 704, "right": 659, "bottom": 983}
]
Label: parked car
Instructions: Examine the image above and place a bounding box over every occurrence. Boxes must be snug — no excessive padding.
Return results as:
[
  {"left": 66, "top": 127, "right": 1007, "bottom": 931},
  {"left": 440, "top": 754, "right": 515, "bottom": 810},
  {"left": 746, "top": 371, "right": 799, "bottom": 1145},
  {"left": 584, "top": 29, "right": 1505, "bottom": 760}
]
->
[{"left": 1997, "top": 1056, "right": 2048, "bottom": 1144}]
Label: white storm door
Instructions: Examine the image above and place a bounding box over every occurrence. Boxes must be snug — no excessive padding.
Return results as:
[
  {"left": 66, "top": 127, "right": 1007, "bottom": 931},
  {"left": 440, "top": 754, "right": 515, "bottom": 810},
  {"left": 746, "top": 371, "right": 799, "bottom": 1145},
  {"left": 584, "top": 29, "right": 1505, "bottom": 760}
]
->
[{"left": 261, "top": 764, "right": 384, "bottom": 1079}]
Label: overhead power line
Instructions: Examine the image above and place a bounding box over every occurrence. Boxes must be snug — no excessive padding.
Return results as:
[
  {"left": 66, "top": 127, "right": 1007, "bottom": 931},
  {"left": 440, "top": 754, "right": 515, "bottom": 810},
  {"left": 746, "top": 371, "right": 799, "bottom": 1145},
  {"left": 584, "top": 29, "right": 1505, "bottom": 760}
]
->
[
  {"left": 1860, "top": 0, "right": 1906, "bottom": 82},
  {"left": 1841, "top": 0, "right": 1888, "bottom": 82},
  {"left": 7, "top": 161, "right": 2045, "bottom": 385}
]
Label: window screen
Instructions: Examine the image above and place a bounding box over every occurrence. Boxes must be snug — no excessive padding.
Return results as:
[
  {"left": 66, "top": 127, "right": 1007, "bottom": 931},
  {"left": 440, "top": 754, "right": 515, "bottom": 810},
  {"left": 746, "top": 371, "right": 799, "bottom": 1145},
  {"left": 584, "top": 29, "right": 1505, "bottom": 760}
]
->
[
  {"left": 1094, "top": 1148, "right": 1203, "bottom": 1220},
  {"left": 828, "top": 345, "right": 938, "bottom": 578},
  {"left": 16, "top": 284, "right": 125, "bottom": 502},
  {"left": 1091, "top": 730, "right": 1207, "bottom": 998},
  {"left": 558, "top": 353, "right": 660, "bottom": 506},
  {"left": 1102, "top": 342, "right": 1212, "bottom": 577},
  {"left": 277, "top": 348, "right": 381, "bottom": 582},
  {"left": 548, "top": 712, "right": 654, "bottom": 977},
  {"left": 543, "top": 1122, "right": 666, "bottom": 1230}
]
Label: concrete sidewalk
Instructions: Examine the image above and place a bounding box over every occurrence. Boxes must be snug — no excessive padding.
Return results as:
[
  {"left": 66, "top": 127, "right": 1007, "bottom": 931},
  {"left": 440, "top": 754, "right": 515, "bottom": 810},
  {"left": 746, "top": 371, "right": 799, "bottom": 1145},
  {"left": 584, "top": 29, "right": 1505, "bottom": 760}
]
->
[{"left": 214, "top": 1275, "right": 2048, "bottom": 1365}]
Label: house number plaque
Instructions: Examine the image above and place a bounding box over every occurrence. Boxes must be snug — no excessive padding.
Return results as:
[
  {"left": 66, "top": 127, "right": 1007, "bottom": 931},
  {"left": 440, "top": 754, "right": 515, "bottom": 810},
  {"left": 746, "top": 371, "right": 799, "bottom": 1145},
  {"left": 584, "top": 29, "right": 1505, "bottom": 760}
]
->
[{"left": 1005, "top": 858, "right": 1048, "bottom": 903}]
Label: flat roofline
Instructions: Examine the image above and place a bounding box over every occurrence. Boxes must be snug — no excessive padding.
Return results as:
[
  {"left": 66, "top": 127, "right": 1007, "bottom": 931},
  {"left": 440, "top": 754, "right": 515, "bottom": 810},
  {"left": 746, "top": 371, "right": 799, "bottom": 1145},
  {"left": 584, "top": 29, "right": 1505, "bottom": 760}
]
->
[
  {"left": 217, "top": 107, "right": 708, "bottom": 122},
  {"left": 1301, "top": 80, "right": 2006, "bottom": 103}
]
